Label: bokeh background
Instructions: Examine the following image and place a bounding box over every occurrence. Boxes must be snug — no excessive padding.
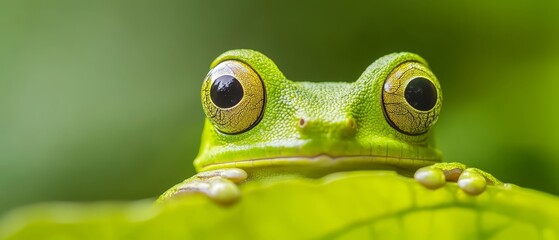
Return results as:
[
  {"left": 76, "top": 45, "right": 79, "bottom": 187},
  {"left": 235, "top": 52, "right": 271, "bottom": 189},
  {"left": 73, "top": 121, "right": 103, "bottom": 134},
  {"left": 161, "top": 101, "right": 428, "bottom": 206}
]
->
[{"left": 1, "top": 0, "right": 558, "bottom": 215}]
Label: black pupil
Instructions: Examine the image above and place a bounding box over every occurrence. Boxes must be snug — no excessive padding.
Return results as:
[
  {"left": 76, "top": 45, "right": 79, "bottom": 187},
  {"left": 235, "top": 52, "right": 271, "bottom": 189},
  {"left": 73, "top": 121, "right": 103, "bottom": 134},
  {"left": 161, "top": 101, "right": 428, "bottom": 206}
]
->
[
  {"left": 404, "top": 77, "right": 437, "bottom": 111},
  {"left": 210, "top": 75, "right": 244, "bottom": 108}
]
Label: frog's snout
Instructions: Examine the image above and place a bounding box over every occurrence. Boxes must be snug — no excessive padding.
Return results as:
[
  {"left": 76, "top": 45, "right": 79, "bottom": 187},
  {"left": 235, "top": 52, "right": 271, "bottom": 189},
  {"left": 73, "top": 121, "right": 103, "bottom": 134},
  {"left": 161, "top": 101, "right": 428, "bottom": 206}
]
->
[{"left": 297, "top": 117, "right": 357, "bottom": 139}]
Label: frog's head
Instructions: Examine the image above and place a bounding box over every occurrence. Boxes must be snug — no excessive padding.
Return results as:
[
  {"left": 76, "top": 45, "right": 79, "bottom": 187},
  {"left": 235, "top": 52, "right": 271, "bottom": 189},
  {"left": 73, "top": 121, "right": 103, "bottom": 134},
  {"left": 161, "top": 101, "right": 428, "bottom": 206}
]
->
[{"left": 194, "top": 49, "right": 442, "bottom": 174}]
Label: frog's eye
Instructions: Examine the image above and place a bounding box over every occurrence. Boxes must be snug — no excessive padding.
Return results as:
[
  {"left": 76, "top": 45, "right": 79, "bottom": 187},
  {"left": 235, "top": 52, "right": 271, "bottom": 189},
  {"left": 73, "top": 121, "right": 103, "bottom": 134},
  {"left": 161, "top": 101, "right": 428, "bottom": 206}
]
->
[
  {"left": 382, "top": 62, "right": 442, "bottom": 135},
  {"left": 201, "top": 60, "right": 265, "bottom": 134}
]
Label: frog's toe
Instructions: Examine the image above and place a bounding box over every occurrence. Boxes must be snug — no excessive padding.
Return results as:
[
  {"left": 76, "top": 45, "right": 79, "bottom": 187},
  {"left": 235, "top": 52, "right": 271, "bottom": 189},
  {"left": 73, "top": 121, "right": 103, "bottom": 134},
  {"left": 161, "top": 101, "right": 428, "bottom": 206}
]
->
[
  {"left": 197, "top": 168, "right": 247, "bottom": 183},
  {"left": 205, "top": 177, "right": 242, "bottom": 204},
  {"left": 416, "top": 163, "right": 500, "bottom": 195},
  {"left": 159, "top": 168, "right": 247, "bottom": 205},
  {"left": 457, "top": 168, "right": 487, "bottom": 196},
  {"left": 172, "top": 177, "right": 241, "bottom": 204},
  {"left": 414, "top": 166, "right": 446, "bottom": 190}
]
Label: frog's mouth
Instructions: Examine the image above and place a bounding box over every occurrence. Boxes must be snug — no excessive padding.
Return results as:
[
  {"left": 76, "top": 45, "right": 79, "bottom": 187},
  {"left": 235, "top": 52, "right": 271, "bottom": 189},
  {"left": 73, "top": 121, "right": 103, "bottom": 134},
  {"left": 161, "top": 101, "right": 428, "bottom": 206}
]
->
[{"left": 199, "top": 154, "right": 440, "bottom": 172}]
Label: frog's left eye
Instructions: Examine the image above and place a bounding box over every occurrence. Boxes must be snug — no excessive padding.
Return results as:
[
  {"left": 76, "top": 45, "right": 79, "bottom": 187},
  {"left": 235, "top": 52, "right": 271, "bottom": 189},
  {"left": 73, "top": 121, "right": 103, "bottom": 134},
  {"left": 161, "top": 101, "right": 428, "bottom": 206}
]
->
[
  {"left": 201, "top": 60, "right": 265, "bottom": 134},
  {"left": 382, "top": 62, "right": 442, "bottom": 135}
]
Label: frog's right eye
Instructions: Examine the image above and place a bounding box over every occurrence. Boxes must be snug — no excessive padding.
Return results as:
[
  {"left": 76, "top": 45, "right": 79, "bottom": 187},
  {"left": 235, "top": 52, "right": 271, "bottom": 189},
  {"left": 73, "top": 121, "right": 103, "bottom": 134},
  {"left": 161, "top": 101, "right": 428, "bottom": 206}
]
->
[
  {"left": 201, "top": 60, "right": 265, "bottom": 134},
  {"left": 381, "top": 61, "right": 442, "bottom": 135}
]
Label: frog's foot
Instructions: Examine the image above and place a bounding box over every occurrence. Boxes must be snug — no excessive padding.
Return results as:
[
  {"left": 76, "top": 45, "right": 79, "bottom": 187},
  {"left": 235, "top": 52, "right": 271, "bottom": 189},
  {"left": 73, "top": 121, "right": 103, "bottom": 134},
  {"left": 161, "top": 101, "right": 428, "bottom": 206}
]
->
[
  {"left": 414, "top": 162, "right": 503, "bottom": 196},
  {"left": 157, "top": 168, "right": 247, "bottom": 205}
]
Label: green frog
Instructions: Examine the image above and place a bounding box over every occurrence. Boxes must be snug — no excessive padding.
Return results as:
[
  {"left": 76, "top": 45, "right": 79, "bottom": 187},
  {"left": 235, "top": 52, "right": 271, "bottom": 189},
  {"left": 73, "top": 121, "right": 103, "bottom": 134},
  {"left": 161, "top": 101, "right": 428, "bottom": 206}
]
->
[{"left": 158, "top": 49, "right": 501, "bottom": 204}]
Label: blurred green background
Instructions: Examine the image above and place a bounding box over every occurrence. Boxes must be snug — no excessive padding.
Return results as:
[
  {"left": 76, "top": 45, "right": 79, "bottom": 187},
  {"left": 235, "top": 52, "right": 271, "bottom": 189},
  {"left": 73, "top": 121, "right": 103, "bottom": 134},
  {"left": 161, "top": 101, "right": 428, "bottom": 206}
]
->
[{"left": 1, "top": 0, "right": 558, "bottom": 215}]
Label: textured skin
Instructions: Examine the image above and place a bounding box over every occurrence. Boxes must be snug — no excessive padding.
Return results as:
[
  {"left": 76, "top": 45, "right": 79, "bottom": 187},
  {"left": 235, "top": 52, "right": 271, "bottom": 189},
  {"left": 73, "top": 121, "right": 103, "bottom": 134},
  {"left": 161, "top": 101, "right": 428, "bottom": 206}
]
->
[
  {"left": 197, "top": 50, "right": 440, "bottom": 172},
  {"left": 159, "top": 49, "right": 498, "bottom": 202}
]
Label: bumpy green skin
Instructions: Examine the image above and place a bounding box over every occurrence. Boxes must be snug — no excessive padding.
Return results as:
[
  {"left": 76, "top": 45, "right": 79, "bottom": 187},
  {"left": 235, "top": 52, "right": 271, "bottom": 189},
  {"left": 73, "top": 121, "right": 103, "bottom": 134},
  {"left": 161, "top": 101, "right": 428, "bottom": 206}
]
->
[
  {"left": 201, "top": 50, "right": 439, "bottom": 171},
  {"left": 159, "top": 49, "right": 498, "bottom": 203}
]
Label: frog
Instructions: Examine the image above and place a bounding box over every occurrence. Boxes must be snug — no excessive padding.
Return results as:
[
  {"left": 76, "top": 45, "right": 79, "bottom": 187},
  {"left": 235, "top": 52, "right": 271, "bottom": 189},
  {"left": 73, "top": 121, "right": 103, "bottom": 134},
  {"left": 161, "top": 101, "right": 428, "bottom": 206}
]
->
[{"left": 158, "top": 49, "right": 502, "bottom": 205}]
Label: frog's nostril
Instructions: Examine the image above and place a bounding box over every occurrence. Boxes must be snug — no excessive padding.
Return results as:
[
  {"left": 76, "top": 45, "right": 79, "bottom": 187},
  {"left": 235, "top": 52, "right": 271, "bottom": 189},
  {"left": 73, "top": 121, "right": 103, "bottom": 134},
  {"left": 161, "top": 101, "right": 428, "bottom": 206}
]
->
[
  {"left": 298, "top": 118, "right": 307, "bottom": 128},
  {"left": 348, "top": 117, "right": 356, "bottom": 129}
]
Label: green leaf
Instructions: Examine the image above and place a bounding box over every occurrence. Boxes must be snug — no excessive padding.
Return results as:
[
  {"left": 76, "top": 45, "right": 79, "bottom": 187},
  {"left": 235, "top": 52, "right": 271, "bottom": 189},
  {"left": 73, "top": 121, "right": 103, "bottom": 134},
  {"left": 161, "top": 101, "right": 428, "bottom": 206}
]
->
[{"left": 1, "top": 171, "right": 558, "bottom": 240}]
